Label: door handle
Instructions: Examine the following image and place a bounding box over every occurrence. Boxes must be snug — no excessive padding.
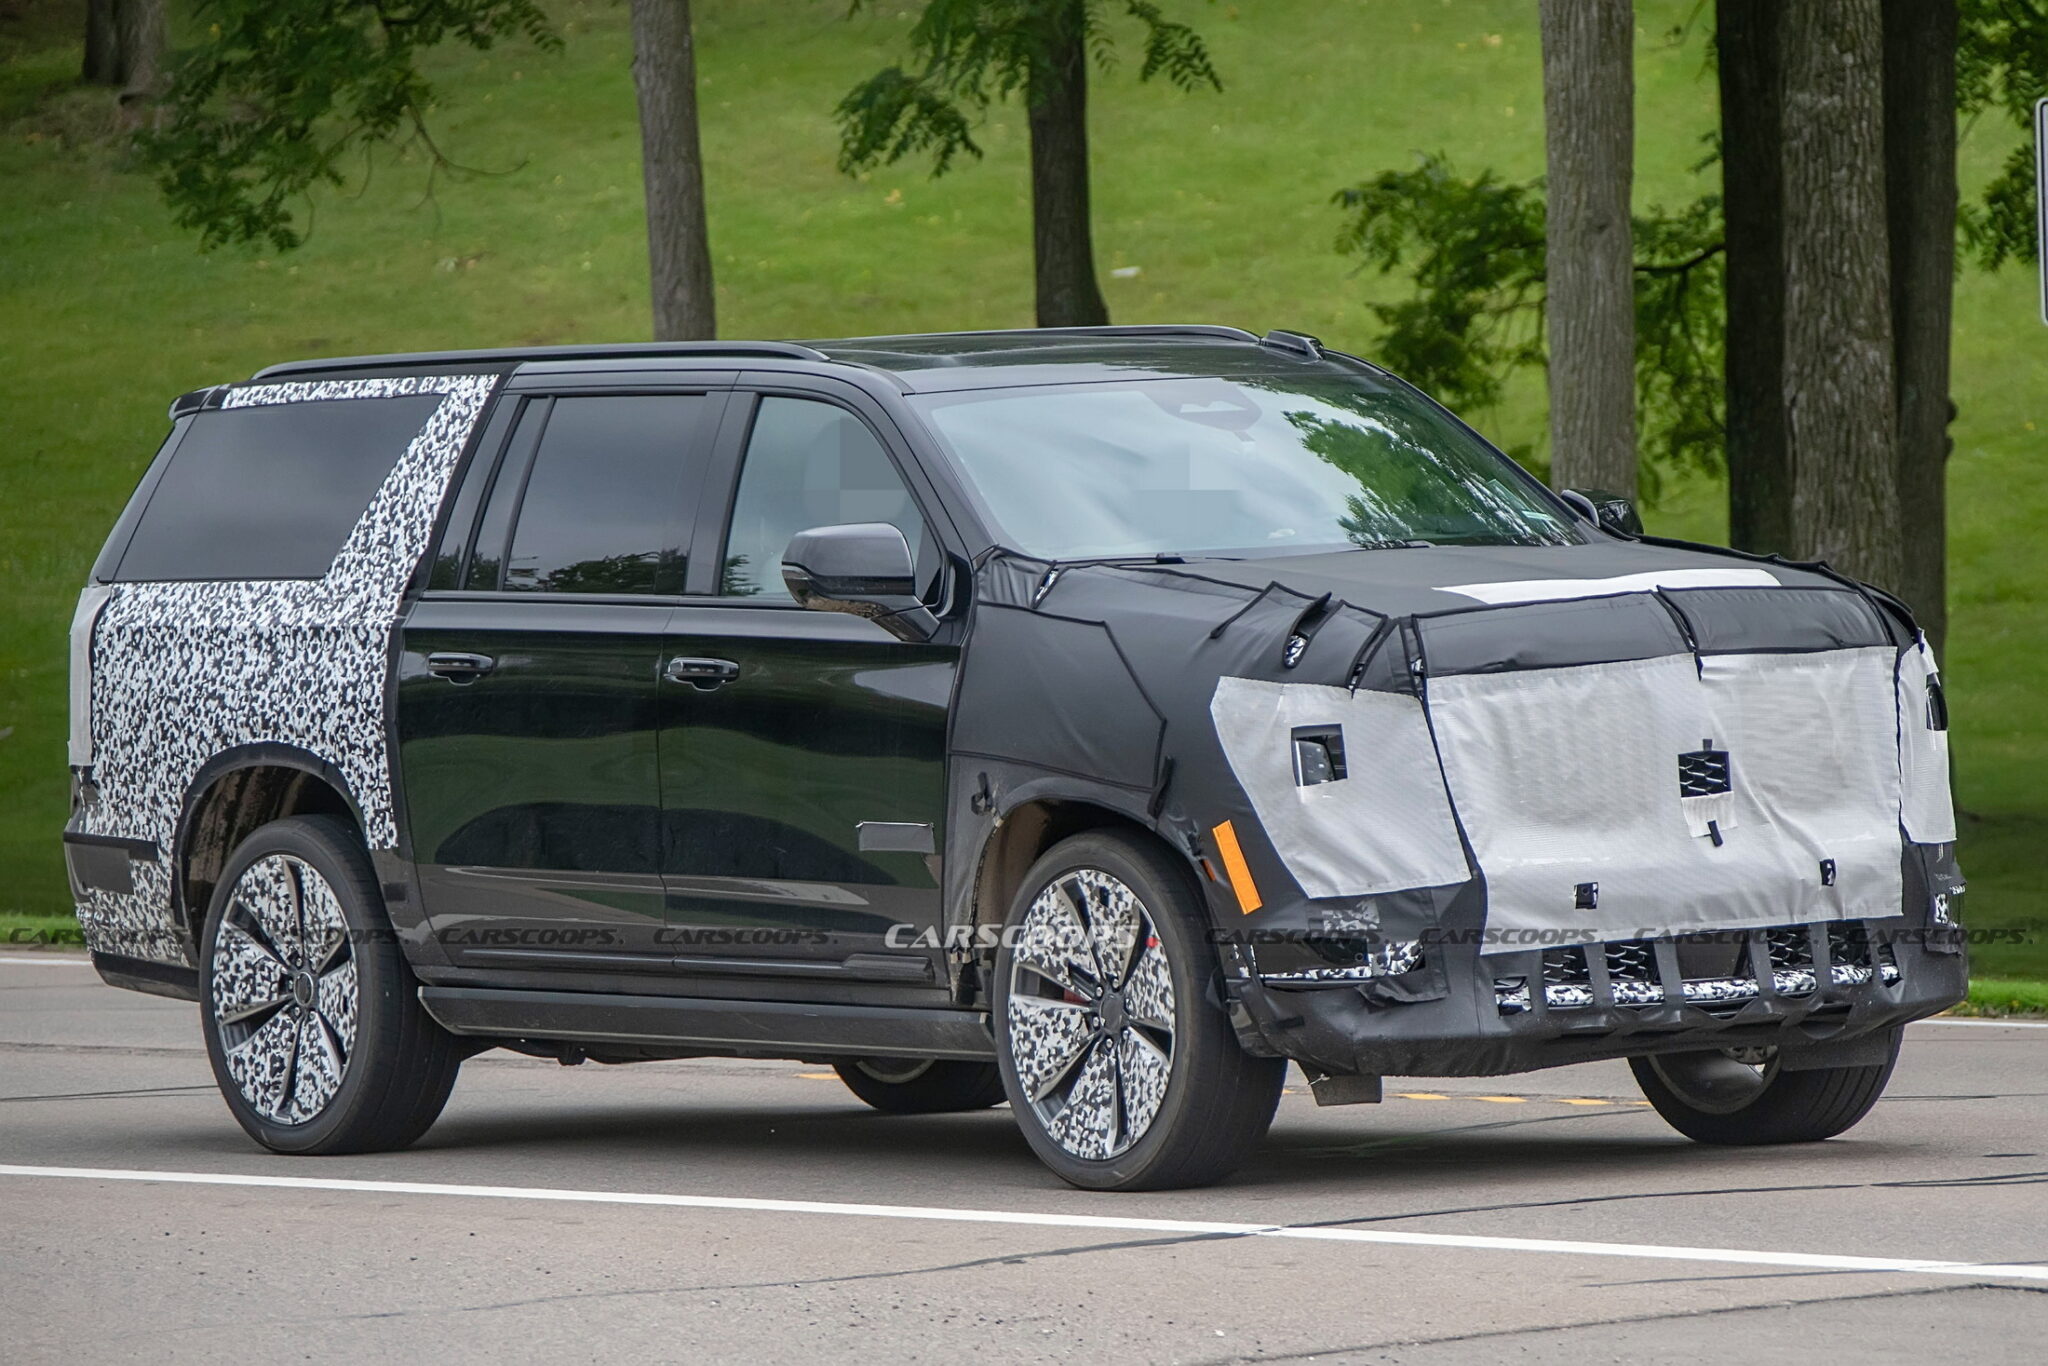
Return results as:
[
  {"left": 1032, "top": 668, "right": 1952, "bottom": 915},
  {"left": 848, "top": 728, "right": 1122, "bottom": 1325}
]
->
[
  {"left": 665, "top": 656, "right": 741, "bottom": 690},
  {"left": 425, "top": 651, "right": 496, "bottom": 682}
]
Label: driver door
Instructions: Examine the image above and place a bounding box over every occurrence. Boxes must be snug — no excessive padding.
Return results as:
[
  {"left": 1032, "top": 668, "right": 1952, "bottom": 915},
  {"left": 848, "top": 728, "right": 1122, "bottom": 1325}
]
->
[{"left": 656, "top": 389, "right": 955, "bottom": 996}]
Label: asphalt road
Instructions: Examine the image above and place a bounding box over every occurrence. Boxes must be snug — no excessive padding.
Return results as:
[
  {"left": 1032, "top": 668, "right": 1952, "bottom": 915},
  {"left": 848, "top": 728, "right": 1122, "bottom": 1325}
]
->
[{"left": 5, "top": 951, "right": 2045, "bottom": 1363}]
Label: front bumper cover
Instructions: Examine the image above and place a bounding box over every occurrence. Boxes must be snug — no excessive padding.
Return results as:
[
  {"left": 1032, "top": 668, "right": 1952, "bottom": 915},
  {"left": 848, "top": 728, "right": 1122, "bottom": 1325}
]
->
[{"left": 1216, "top": 846, "right": 1967, "bottom": 1079}]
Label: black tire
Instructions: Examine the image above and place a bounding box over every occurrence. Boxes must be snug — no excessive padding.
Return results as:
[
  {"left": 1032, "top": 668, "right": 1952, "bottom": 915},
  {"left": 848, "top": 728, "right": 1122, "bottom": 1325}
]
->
[
  {"left": 832, "top": 1057, "right": 1008, "bottom": 1114},
  {"left": 992, "top": 831, "right": 1285, "bottom": 1191},
  {"left": 1629, "top": 1035, "right": 1900, "bottom": 1145},
  {"left": 199, "top": 815, "right": 462, "bottom": 1154}
]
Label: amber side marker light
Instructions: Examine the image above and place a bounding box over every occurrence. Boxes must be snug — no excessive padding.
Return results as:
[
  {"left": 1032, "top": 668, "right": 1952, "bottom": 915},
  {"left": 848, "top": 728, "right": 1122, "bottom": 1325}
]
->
[{"left": 1211, "top": 820, "right": 1263, "bottom": 915}]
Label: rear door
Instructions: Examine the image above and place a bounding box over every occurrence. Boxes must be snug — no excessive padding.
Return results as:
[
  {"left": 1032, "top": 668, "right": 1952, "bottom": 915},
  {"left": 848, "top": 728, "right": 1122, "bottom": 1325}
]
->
[
  {"left": 656, "top": 386, "right": 957, "bottom": 996},
  {"left": 396, "top": 387, "right": 727, "bottom": 973}
]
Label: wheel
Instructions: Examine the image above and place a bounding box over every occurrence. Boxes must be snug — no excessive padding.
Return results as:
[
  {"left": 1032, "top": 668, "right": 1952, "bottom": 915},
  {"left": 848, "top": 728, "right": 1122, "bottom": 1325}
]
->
[
  {"left": 199, "top": 814, "right": 463, "bottom": 1154},
  {"left": 1629, "top": 1035, "right": 1900, "bottom": 1145},
  {"left": 832, "top": 1057, "right": 1008, "bottom": 1114},
  {"left": 992, "top": 831, "right": 1286, "bottom": 1191}
]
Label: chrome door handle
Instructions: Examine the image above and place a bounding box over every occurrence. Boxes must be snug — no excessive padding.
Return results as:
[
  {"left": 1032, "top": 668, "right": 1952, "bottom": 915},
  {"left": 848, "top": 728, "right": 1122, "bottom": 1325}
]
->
[
  {"left": 665, "top": 656, "right": 740, "bottom": 690},
  {"left": 425, "top": 651, "right": 496, "bottom": 682}
]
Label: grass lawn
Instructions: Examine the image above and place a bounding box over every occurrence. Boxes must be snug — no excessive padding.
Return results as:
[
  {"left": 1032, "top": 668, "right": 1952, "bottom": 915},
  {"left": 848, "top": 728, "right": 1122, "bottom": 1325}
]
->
[{"left": 1, "top": 0, "right": 2041, "bottom": 988}]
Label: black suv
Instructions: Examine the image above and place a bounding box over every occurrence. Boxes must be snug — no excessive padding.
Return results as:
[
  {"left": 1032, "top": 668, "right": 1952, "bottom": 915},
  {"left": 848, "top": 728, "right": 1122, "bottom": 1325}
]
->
[{"left": 66, "top": 326, "right": 1966, "bottom": 1189}]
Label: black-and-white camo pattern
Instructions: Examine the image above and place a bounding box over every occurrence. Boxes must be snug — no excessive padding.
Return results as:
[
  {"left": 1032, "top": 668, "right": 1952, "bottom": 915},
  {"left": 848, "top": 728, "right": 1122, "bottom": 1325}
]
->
[
  {"left": 73, "top": 373, "right": 497, "bottom": 964},
  {"left": 210, "top": 852, "right": 359, "bottom": 1124},
  {"left": 1004, "top": 868, "right": 1177, "bottom": 1161}
]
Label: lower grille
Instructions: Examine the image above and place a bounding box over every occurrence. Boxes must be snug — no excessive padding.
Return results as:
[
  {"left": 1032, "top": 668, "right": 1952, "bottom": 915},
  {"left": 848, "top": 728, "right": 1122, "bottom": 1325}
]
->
[
  {"left": 1496, "top": 923, "right": 1901, "bottom": 1014},
  {"left": 1259, "top": 938, "right": 1423, "bottom": 986}
]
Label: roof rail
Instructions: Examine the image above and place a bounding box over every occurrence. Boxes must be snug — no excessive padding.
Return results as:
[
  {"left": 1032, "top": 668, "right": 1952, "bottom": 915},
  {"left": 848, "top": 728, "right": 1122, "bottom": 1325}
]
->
[
  {"left": 1259, "top": 329, "right": 1326, "bottom": 359},
  {"left": 252, "top": 340, "right": 830, "bottom": 381},
  {"left": 814, "top": 324, "right": 1261, "bottom": 348},
  {"left": 1019, "top": 324, "right": 1261, "bottom": 343}
]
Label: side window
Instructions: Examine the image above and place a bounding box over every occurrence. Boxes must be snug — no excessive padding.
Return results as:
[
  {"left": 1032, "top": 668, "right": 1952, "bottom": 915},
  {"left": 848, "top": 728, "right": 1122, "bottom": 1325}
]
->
[
  {"left": 720, "top": 397, "right": 929, "bottom": 600},
  {"left": 113, "top": 394, "right": 444, "bottom": 582},
  {"left": 481, "top": 395, "right": 707, "bottom": 596}
]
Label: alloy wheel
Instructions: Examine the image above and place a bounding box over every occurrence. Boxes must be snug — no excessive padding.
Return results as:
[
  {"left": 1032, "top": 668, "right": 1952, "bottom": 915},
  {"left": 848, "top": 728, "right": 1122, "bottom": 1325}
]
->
[
  {"left": 1004, "top": 868, "right": 1177, "bottom": 1160},
  {"left": 209, "top": 853, "right": 360, "bottom": 1124}
]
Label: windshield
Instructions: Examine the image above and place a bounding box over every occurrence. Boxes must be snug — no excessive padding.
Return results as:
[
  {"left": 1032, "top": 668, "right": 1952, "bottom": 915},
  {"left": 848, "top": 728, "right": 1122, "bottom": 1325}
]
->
[{"left": 909, "top": 375, "right": 1580, "bottom": 560}]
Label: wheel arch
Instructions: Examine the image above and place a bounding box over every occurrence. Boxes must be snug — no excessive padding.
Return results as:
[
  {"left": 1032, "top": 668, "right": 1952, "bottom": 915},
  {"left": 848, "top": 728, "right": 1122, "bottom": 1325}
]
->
[
  {"left": 967, "top": 787, "right": 1204, "bottom": 932},
  {"left": 174, "top": 744, "right": 368, "bottom": 953}
]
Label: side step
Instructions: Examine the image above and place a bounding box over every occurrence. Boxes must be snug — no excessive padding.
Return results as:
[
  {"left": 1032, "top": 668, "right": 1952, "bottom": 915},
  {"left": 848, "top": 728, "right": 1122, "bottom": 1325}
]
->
[{"left": 417, "top": 986, "right": 995, "bottom": 1062}]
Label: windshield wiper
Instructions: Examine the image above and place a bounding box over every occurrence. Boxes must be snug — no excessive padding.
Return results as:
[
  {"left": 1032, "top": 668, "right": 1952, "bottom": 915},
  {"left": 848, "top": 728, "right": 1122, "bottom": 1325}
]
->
[{"left": 1348, "top": 538, "right": 1436, "bottom": 550}]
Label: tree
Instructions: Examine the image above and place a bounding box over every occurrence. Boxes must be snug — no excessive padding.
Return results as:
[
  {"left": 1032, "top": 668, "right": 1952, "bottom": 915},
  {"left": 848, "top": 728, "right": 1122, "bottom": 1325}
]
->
[
  {"left": 1780, "top": 0, "right": 1901, "bottom": 591},
  {"left": 1537, "top": 0, "right": 1638, "bottom": 497},
  {"left": 138, "top": 2, "right": 561, "bottom": 253},
  {"left": 138, "top": 1, "right": 713, "bottom": 342},
  {"left": 1331, "top": 155, "right": 1722, "bottom": 488},
  {"left": 82, "top": 0, "right": 167, "bottom": 97},
  {"left": 837, "top": 0, "right": 1220, "bottom": 328},
  {"left": 630, "top": 0, "right": 716, "bottom": 340},
  {"left": 1957, "top": 0, "right": 2048, "bottom": 271},
  {"left": 1885, "top": 0, "right": 1960, "bottom": 651},
  {"left": 1716, "top": 0, "right": 1791, "bottom": 559}
]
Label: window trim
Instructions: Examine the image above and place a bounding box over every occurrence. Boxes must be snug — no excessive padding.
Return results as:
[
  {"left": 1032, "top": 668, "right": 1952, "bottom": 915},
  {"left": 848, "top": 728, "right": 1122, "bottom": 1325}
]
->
[
  {"left": 417, "top": 388, "right": 523, "bottom": 594},
  {"left": 688, "top": 383, "right": 957, "bottom": 605},
  {"left": 437, "top": 387, "right": 731, "bottom": 600}
]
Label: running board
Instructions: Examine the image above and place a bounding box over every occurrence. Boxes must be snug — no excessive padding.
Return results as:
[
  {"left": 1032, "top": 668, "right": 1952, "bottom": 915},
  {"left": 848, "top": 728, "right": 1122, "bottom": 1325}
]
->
[{"left": 417, "top": 986, "right": 996, "bottom": 1062}]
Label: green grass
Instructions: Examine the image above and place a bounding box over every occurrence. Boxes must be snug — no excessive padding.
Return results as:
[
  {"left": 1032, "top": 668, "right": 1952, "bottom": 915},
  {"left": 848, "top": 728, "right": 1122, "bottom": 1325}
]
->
[
  {"left": 1, "top": 0, "right": 2041, "bottom": 981},
  {"left": 0, "top": 910, "right": 87, "bottom": 949},
  {"left": 1957, "top": 978, "right": 2048, "bottom": 1017}
]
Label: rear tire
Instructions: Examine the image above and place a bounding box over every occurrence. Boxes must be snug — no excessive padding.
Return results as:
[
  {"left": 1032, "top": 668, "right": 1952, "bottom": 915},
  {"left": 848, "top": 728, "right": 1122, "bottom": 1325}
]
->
[
  {"left": 832, "top": 1058, "right": 1008, "bottom": 1114},
  {"left": 1629, "top": 1035, "right": 1899, "bottom": 1145},
  {"left": 199, "top": 815, "right": 462, "bottom": 1154},
  {"left": 992, "top": 831, "right": 1285, "bottom": 1191}
]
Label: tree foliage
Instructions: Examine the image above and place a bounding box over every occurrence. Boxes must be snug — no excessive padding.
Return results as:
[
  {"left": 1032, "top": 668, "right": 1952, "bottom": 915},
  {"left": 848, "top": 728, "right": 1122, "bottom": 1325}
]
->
[
  {"left": 835, "top": 0, "right": 1220, "bottom": 176},
  {"left": 1333, "top": 154, "right": 1724, "bottom": 485},
  {"left": 1334, "top": 3, "right": 2048, "bottom": 490},
  {"left": 1957, "top": 0, "right": 2048, "bottom": 269},
  {"left": 138, "top": 1, "right": 558, "bottom": 251}
]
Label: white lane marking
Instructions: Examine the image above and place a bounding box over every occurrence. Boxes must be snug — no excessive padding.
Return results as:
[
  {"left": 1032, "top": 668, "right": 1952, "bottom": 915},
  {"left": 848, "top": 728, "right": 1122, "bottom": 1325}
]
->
[
  {"left": 2, "top": 1163, "right": 2044, "bottom": 1284},
  {"left": 1914, "top": 1017, "right": 2048, "bottom": 1031},
  {"left": 0, "top": 956, "right": 93, "bottom": 967}
]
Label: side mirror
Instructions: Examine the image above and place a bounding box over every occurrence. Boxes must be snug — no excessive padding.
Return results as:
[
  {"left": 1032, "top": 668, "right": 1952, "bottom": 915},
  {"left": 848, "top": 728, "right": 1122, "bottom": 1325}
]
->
[
  {"left": 1560, "top": 487, "right": 1645, "bottom": 538},
  {"left": 781, "top": 523, "right": 938, "bottom": 643}
]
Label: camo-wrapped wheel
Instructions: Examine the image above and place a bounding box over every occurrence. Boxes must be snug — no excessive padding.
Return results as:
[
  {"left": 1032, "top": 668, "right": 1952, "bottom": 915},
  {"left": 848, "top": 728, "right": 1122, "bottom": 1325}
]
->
[
  {"left": 200, "top": 815, "right": 462, "bottom": 1154},
  {"left": 993, "top": 831, "right": 1284, "bottom": 1190}
]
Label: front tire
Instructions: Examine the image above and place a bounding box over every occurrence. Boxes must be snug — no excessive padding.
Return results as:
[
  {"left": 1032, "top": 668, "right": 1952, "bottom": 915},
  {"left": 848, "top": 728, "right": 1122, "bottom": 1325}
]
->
[
  {"left": 992, "top": 831, "right": 1285, "bottom": 1191},
  {"left": 200, "top": 815, "right": 462, "bottom": 1154},
  {"left": 1629, "top": 1035, "right": 1899, "bottom": 1145}
]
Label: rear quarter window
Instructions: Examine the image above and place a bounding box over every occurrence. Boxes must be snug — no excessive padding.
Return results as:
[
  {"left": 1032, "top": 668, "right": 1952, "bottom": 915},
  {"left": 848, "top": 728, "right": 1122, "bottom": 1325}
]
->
[{"left": 111, "top": 393, "right": 445, "bottom": 582}]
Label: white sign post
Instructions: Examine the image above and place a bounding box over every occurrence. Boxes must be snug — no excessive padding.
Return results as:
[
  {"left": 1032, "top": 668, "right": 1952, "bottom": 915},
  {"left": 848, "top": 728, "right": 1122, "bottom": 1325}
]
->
[{"left": 2037, "top": 97, "right": 2048, "bottom": 325}]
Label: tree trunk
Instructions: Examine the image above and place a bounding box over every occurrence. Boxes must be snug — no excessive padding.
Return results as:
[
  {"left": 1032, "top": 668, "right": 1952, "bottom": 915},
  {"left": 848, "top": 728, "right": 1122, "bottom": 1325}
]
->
[
  {"left": 630, "top": 0, "right": 717, "bottom": 341},
  {"left": 1718, "top": 0, "right": 1792, "bottom": 557},
  {"left": 1538, "top": 0, "right": 1637, "bottom": 496},
  {"left": 83, "top": 0, "right": 121, "bottom": 86},
  {"left": 1781, "top": 0, "right": 1901, "bottom": 590},
  {"left": 113, "top": 0, "right": 167, "bottom": 98},
  {"left": 1883, "top": 0, "right": 1958, "bottom": 654},
  {"left": 1025, "top": 14, "right": 1109, "bottom": 328}
]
